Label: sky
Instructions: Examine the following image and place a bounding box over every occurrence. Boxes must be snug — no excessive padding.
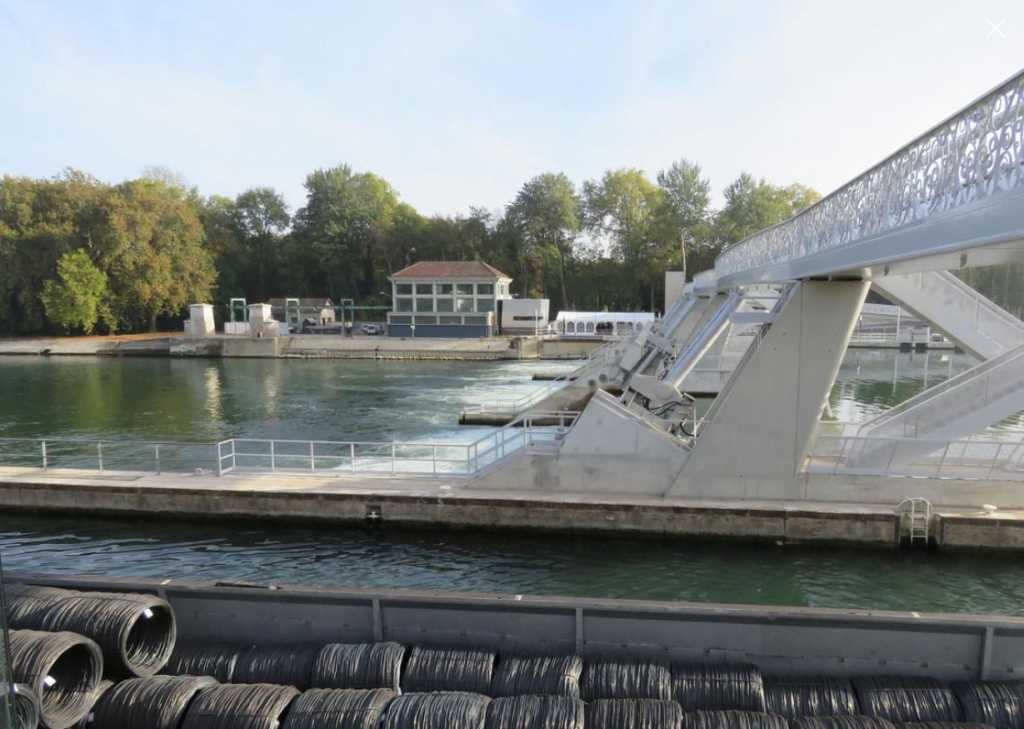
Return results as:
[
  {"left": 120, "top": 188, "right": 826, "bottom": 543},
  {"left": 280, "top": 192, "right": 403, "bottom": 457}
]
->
[{"left": 1, "top": 0, "right": 1023, "bottom": 217}]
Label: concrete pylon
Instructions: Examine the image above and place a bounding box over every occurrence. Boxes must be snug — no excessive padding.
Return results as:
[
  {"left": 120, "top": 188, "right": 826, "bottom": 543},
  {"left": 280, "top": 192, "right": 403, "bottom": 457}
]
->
[{"left": 668, "top": 280, "right": 869, "bottom": 499}]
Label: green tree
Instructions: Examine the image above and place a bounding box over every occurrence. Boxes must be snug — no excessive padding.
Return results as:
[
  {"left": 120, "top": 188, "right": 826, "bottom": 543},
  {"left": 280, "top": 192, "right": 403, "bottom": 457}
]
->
[
  {"left": 506, "top": 173, "right": 580, "bottom": 309},
  {"left": 40, "top": 248, "right": 111, "bottom": 333},
  {"left": 656, "top": 159, "right": 713, "bottom": 280},
  {"left": 232, "top": 187, "right": 290, "bottom": 301},
  {"left": 715, "top": 173, "right": 821, "bottom": 245}
]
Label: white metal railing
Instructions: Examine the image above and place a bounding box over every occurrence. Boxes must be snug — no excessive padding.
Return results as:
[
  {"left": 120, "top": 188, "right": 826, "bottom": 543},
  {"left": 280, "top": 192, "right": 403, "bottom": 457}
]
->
[
  {"left": 217, "top": 411, "right": 579, "bottom": 477},
  {"left": 806, "top": 431, "right": 1024, "bottom": 480},
  {"left": 925, "top": 271, "right": 1024, "bottom": 349},
  {"left": 0, "top": 439, "right": 220, "bottom": 474},
  {"left": 713, "top": 70, "right": 1024, "bottom": 282}
]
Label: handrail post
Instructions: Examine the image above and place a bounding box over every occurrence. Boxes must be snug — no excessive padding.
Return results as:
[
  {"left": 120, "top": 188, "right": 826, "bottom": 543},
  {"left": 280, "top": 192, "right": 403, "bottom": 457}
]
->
[
  {"left": 350, "top": 443, "right": 356, "bottom": 474},
  {"left": 391, "top": 443, "right": 396, "bottom": 475},
  {"left": 155, "top": 444, "right": 161, "bottom": 475},
  {"left": 310, "top": 441, "right": 316, "bottom": 472},
  {"left": 270, "top": 441, "right": 276, "bottom": 472},
  {"left": 216, "top": 441, "right": 223, "bottom": 477},
  {"left": 432, "top": 445, "right": 437, "bottom": 475},
  {"left": 41, "top": 440, "right": 47, "bottom": 471},
  {"left": 97, "top": 442, "right": 103, "bottom": 472}
]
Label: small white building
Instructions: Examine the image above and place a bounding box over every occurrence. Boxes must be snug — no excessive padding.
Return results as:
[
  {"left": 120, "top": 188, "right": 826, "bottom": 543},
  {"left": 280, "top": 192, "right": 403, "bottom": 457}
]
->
[
  {"left": 387, "top": 261, "right": 512, "bottom": 338},
  {"left": 500, "top": 299, "right": 550, "bottom": 334},
  {"left": 555, "top": 311, "right": 654, "bottom": 337}
]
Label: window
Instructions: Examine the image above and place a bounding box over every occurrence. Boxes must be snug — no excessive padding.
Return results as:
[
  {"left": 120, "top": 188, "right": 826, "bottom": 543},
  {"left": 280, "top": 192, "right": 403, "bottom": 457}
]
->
[
  {"left": 390, "top": 315, "right": 412, "bottom": 324},
  {"left": 439, "top": 315, "right": 462, "bottom": 325},
  {"left": 512, "top": 315, "right": 541, "bottom": 321},
  {"left": 414, "top": 315, "right": 436, "bottom": 325},
  {"left": 416, "top": 283, "right": 433, "bottom": 295},
  {"left": 586, "top": 322, "right": 595, "bottom": 333},
  {"left": 477, "top": 298, "right": 494, "bottom": 312},
  {"left": 416, "top": 298, "right": 434, "bottom": 312},
  {"left": 464, "top": 315, "right": 487, "bottom": 325},
  {"left": 456, "top": 298, "right": 475, "bottom": 313},
  {"left": 456, "top": 283, "right": 473, "bottom": 295},
  {"left": 477, "top": 283, "right": 494, "bottom": 296},
  {"left": 566, "top": 322, "right": 576, "bottom": 333},
  {"left": 396, "top": 283, "right": 412, "bottom": 295},
  {"left": 437, "top": 283, "right": 453, "bottom": 295},
  {"left": 395, "top": 298, "right": 413, "bottom": 312},
  {"left": 436, "top": 298, "right": 454, "bottom": 312}
]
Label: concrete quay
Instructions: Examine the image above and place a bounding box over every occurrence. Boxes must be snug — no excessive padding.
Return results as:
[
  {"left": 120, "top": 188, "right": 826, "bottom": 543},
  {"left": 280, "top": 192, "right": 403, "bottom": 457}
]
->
[{"left": 2, "top": 466, "right": 1022, "bottom": 550}]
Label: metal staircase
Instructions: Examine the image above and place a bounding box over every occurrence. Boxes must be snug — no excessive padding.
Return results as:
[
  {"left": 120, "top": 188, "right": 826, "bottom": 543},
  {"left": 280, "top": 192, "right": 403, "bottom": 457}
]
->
[
  {"left": 873, "top": 271, "right": 1024, "bottom": 360},
  {"left": 897, "top": 498, "right": 932, "bottom": 546}
]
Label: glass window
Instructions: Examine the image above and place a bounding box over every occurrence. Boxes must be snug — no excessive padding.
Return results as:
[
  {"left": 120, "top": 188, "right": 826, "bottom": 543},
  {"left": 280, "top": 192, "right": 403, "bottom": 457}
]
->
[
  {"left": 436, "top": 298, "right": 454, "bottom": 312},
  {"left": 437, "top": 283, "right": 453, "bottom": 295},
  {"left": 396, "top": 297, "right": 413, "bottom": 312},
  {"left": 439, "top": 315, "right": 462, "bottom": 325},
  {"left": 389, "top": 315, "right": 411, "bottom": 324},
  {"left": 456, "top": 283, "right": 473, "bottom": 295},
  {"left": 464, "top": 315, "right": 487, "bottom": 325},
  {"left": 414, "top": 315, "right": 436, "bottom": 324},
  {"left": 566, "top": 322, "right": 576, "bottom": 333},
  {"left": 416, "top": 298, "right": 434, "bottom": 312},
  {"left": 416, "top": 283, "right": 433, "bottom": 295},
  {"left": 477, "top": 298, "right": 494, "bottom": 312},
  {"left": 456, "top": 298, "right": 475, "bottom": 313},
  {"left": 396, "top": 283, "right": 412, "bottom": 295},
  {"left": 477, "top": 283, "right": 494, "bottom": 296}
]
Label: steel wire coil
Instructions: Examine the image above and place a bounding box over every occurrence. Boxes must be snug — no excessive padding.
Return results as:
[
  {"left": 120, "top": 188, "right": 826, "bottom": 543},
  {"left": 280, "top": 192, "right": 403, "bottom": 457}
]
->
[
  {"left": 232, "top": 645, "right": 321, "bottom": 689},
  {"left": 280, "top": 688, "right": 397, "bottom": 729},
  {"left": 484, "top": 695, "right": 585, "bottom": 729},
  {"left": 90, "top": 674, "right": 218, "bottom": 729},
  {"left": 9, "top": 629, "right": 104, "bottom": 729},
  {"left": 160, "top": 641, "right": 247, "bottom": 683},
  {"left": 852, "top": 677, "right": 961, "bottom": 723},
  {"left": 680, "top": 710, "right": 788, "bottom": 729},
  {"left": 672, "top": 663, "right": 766, "bottom": 712},
  {"left": 791, "top": 718, "right": 896, "bottom": 729},
  {"left": 490, "top": 653, "right": 583, "bottom": 698},
  {"left": 581, "top": 657, "right": 673, "bottom": 701},
  {"left": 382, "top": 691, "right": 491, "bottom": 729},
  {"left": 762, "top": 675, "right": 859, "bottom": 718},
  {"left": 179, "top": 683, "right": 300, "bottom": 729},
  {"left": 901, "top": 723, "right": 997, "bottom": 729},
  {"left": 7, "top": 585, "right": 69, "bottom": 628},
  {"left": 72, "top": 678, "right": 115, "bottom": 729},
  {"left": 952, "top": 681, "right": 1024, "bottom": 729},
  {"left": 401, "top": 646, "right": 497, "bottom": 695},
  {"left": 14, "top": 587, "right": 178, "bottom": 678},
  {"left": 585, "top": 698, "right": 684, "bottom": 728},
  {"left": 12, "top": 684, "right": 40, "bottom": 729},
  {"left": 311, "top": 642, "right": 406, "bottom": 691}
]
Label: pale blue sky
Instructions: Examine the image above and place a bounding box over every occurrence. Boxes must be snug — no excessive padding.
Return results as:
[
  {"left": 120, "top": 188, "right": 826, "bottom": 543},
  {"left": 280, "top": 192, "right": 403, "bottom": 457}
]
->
[{"left": 1, "top": 0, "right": 1022, "bottom": 216}]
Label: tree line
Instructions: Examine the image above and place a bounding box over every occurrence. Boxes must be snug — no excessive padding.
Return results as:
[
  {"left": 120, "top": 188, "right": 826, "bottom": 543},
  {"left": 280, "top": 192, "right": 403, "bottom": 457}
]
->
[{"left": 2, "top": 161, "right": 825, "bottom": 335}]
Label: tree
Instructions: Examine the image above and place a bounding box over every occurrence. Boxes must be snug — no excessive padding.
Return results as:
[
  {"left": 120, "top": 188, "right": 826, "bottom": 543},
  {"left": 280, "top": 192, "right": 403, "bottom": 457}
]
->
[
  {"left": 656, "top": 159, "right": 713, "bottom": 280},
  {"left": 506, "top": 173, "right": 580, "bottom": 310},
  {"left": 232, "top": 187, "right": 290, "bottom": 301},
  {"left": 40, "top": 249, "right": 111, "bottom": 333},
  {"left": 715, "top": 173, "right": 821, "bottom": 245}
]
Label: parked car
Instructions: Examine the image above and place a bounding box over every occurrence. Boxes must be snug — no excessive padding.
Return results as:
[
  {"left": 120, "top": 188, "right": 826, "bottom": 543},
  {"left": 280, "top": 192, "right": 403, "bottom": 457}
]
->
[{"left": 360, "top": 323, "right": 385, "bottom": 335}]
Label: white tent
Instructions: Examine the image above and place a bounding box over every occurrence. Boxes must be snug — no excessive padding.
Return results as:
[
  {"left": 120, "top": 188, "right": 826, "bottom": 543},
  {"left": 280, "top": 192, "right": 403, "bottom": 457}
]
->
[{"left": 554, "top": 311, "right": 654, "bottom": 336}]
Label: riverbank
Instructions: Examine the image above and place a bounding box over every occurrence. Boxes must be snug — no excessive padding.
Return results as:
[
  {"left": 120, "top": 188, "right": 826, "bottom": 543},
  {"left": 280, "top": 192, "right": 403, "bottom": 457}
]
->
[
  {"left": 1, "top": 465, "right": 1022, "bottom": 551},
  {"left": 0, "top": 334, "right": 605, "bottom": 361}
]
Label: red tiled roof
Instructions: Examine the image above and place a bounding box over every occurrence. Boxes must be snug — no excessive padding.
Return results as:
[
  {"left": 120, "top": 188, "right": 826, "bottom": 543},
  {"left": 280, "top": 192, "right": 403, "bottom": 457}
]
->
[{"left": 390, "top": 261, "right": 511, "bottom": 279}]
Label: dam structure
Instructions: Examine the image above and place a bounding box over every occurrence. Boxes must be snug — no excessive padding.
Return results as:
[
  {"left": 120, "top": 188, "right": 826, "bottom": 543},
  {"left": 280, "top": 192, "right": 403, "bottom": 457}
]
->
[{"left": 3, "top": 70, "right": 1024, "bottom": 548}]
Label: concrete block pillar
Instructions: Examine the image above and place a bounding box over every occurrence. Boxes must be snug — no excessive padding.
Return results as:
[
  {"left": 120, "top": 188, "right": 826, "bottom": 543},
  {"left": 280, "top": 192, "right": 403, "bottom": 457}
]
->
[
  {"left": 185, "top": 303, "right": 215, "bottom": 337},
  {"left": 669, "top": 280, "right": 869, "bottom": 498},
  {"left": 248, "top": 303, "right": 273, "bottom": 337}
]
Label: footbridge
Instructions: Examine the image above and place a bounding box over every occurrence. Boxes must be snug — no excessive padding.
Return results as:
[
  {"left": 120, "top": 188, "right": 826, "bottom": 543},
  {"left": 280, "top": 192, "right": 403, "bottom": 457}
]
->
[{"left": 470, "top": 69, "right": 1024, "bottom": 508}]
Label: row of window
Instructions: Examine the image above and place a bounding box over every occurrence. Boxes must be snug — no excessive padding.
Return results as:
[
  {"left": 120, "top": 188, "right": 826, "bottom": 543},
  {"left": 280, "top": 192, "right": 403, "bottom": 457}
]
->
[
  {"left": 563, "top": 321, "right": 646, "bottom": 333},
  {"left": 389, "top": 315, "right": 490, "bottom": 325},
  {"left": 394, "top": 297, "right": 495, "bottom": 313},
  {"left": 395, "top": 282, "right": 503, "bottom": 296}
]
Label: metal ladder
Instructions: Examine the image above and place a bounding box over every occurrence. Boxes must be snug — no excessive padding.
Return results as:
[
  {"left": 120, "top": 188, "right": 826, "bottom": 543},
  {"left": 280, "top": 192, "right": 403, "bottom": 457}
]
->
[{"left": 896, "top": 498, "right": 932, "bottom": 546}]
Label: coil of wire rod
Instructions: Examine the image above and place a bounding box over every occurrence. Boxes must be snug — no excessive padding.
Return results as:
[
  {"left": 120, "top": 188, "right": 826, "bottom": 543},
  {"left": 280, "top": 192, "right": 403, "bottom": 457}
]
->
[
  {"left": 160, "top": 641, "right": 247, "bottom": 683},
  {"left": 952, "top": 681, "right": 1024, "bottom": 729},
  {"left": 6, "top": 585, "right": 69, "bottom": 628},
  {"left": 901, "top": 723, "right": 997, "bottom": 729},
  {"left": 12, "top": 684, "right": 41, "bottom": 729},
  {"left": 672, "top": 663, "right": 766, "bottom": 712},
  {"left": 790, "top": 716, "right": 897, "bottom": 729},
  {"left": 382, "top": 692, "right": 491, "bottom": 729},
  {"left": 680, "top": 710, "right": 789, "bottom": 729},
  {"left": 762, "top": 675, "right": 859, "bottom": 718},
  {"left": 401, "top": 646, "right": 497, "bottom": 695},
  {"left": 90, "top": 674, "right": 218, "bottom": 729},
  {"left": 179, "top": 683, "right": 300, "bottom": 729},
  {"left": 281, "top": 688, "right": 397, "bottom": 729},
  {"left": 484, "top": 695, "right": 585, "bottom": 729},
  {"left": 490, "top": 653, "right": 584, "bottom": 698},
  {"left": 581, "top": 657, "right": 673, "bottom": 701},
  {"left": 852, "top": 677, "right": 961, "bottom": 723},
  {"left": 311, "top": 642, "right": 406, "bottom": 691},
  {"left": 232, "top": 644, "right": 321, "bottom": 690},
  {"left": 585, "top": 698, "right": 684, "bottom": 728},
  {"left": 9, "top": 629, "right": 104, "bottom": 729},
  {"left": 24, "top": 589, "right": 177, "bottom": 678},
  {"left": 72, "top": 678, "right": 115, "bottom": 729}
]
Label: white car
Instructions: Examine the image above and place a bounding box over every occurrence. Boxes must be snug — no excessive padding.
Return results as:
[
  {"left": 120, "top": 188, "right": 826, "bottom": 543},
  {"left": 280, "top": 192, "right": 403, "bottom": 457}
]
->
[{"left": 360, "top": 323, "right": 384, "bottom": 335}]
